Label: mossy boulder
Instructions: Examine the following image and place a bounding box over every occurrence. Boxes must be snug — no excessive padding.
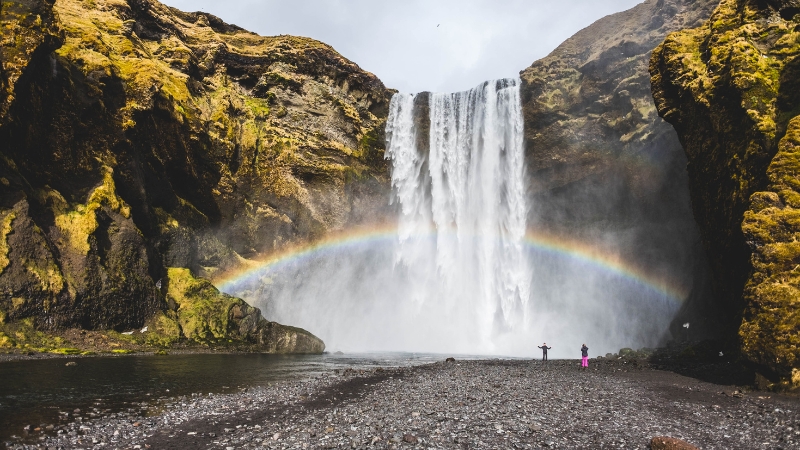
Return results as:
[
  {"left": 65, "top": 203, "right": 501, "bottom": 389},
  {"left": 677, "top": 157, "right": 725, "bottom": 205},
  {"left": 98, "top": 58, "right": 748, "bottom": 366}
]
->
[
  {"left": 651, "top": 0, "right": 800, "bottom": 387},
  {"left": 163, "top": 267, "right": 324, "bottom": 353}
]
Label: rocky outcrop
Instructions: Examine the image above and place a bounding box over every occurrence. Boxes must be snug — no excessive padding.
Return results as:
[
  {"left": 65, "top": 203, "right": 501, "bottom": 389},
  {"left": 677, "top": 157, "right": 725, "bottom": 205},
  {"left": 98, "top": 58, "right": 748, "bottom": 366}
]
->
[
  {"left": 519, "top": 0, "right": 718, "bottom": 338},
  {"left": 0, "top": 0, "right": 391, "bottom": 352},
  {"left": 651, "top": 0, "right": 800, "bottom": 386},
  {"left": 147, "top": 268, "right": 323, "bottom": 353}
]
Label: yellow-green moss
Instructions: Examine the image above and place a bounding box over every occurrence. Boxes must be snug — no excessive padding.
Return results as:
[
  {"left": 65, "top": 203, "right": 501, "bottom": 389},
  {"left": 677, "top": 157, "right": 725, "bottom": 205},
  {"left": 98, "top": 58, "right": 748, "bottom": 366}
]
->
[
  {"left": 144, "top": 310, "right": 182, "bottom": 347},
  {"left": 740, "top": 113, "right": 800, "bottom": 380},
  {"left": 0, "top": 318, "right": 65, "bottom": 351},
  {"left": 23, "top": 256, "right": 65, "bottom": 298},
  {"left": 54, "top": 167, "right": 129, "bottom": 255},
  {"left": 111, "top": 349, "right": 134, "bottom": 354},
  {"left": 54, "top": 0, "right": 191, "bottom": 123},
  {"left": 0, "top": 331, "right": 14, "bottom": 348},
  {"left": 166, "top": 267, "right": 239, "bottom": 344},
  {"left": 0, "top": 210, "right": 15, "bottom": 275},
  {"left": 654, "top": 0, "right": 800, "bottom": 384},
  {"left": 49, "top": 347, "right": 82, "bottom": 355}
]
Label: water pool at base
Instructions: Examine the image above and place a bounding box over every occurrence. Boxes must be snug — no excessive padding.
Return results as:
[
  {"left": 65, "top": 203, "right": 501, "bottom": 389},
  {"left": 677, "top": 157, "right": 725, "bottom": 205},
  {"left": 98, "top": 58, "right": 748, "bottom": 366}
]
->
[{"left": 0, "top": 352, "right": 490, "bottom": 445}]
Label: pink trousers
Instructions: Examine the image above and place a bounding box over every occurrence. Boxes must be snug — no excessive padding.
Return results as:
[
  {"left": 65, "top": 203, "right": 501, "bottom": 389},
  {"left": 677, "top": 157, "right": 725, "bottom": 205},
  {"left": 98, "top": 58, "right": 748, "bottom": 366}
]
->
[{"left": 581, "top": 356, "right": 588, "bottom": 367}]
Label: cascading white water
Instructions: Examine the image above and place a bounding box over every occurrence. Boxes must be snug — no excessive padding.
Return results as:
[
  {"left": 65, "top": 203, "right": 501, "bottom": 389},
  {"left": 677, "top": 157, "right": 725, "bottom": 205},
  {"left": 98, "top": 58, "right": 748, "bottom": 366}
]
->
[
  {"left": 230, "top": 78, "right": 681, "bottom": 357},
  {"left": 385, "top": 78, "right": 530, "bottom": 350}
]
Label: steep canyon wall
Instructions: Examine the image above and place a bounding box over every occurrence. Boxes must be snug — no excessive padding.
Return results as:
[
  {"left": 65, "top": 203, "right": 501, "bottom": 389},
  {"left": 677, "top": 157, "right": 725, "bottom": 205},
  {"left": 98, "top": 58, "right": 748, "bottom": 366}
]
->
[
  {"left": 520, "top": 0, "right": 718, "bottom": 340},
  {"left": 0, "top": 0, "right": 392, "bottom": 352},
  {"left": 651, "top": 0, "right": 800, "bottom": 385}
]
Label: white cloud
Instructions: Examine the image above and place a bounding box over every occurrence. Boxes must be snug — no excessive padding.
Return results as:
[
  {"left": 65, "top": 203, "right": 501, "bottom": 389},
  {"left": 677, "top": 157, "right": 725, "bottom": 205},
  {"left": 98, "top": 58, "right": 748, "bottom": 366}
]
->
[{"left": 160, "top": 0, "right": 644, "bottom": 93}]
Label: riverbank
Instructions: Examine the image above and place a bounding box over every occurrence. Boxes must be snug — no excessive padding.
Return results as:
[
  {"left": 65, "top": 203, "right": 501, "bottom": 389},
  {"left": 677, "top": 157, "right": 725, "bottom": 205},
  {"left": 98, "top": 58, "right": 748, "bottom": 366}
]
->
[
  {"left": 0, "top": 347, "right": 264, "bottom": 363},
  {"left": 8, "top": 358, "right": 797, "bottom": 450},
  {"left": 0, "top": 321, "right": 324, "bottom": 362}
]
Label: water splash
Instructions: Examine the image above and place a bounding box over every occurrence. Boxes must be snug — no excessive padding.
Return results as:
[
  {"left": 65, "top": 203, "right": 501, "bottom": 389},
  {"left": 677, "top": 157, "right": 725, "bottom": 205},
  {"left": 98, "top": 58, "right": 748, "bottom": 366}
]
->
[
  {"left": 223, "top": 79, "right": 681, "bottom": 356},
  {"left": 386, "top": 78, "right": 530, "bottom": 347}
]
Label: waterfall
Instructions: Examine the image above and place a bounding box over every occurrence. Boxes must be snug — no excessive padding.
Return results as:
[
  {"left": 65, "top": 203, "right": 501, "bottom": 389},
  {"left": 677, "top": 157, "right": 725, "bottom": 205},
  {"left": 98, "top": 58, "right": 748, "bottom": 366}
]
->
[
  {"left": 228, "top": 77, "right": 680, "bottom": 356},
  {"left": 385, "top": 78, "right": 530, "bottom": 349}
]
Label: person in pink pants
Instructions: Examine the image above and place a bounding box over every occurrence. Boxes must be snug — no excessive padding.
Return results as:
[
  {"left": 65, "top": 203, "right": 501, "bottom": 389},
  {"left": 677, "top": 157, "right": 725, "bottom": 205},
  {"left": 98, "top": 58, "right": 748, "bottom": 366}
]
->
[{"left": 581, "top": 344, "right": 589, "bottom": 369}]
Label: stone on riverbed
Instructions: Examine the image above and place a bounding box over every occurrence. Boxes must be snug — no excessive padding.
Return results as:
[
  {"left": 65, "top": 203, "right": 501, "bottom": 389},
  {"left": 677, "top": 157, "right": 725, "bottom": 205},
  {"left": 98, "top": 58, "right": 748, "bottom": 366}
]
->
[{"left": 650, "top": 436, "right": 699, "bottom": 450}]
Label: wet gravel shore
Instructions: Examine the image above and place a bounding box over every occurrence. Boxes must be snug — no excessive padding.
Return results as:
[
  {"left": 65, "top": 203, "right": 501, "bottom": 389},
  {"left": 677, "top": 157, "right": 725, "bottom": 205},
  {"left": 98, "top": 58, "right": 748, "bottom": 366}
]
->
[{"left": 6, "top": 358, "right": 799, "bottom": 449}]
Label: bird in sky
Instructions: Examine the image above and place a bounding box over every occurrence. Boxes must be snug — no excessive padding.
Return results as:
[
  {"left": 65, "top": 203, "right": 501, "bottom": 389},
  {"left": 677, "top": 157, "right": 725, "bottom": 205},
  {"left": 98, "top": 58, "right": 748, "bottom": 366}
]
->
[{"left": 437, "top": 24, "right": 440, "bottom": 27}]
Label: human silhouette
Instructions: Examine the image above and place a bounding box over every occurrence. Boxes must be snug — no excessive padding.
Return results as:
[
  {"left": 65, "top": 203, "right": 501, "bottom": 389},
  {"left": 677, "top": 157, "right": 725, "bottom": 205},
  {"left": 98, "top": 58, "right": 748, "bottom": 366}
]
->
[
  {"left": 581, "top": 344, "right": 589, "bottom": 369},
  {"left": 537, "top": 343, "right": 552, "bottom": 361}
]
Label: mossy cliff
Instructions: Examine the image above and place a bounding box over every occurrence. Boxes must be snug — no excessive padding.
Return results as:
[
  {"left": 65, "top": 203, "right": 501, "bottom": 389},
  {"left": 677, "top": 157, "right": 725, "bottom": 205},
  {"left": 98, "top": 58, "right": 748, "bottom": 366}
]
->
[
  {"left": 0, "top": 0, "right": 391, "bottom": 352},
  {"left": 519, "top": 0, "right": 718, "bottom": 339},
  {"left": 651, "top": 0, "right": 800, "bottom": 386}
]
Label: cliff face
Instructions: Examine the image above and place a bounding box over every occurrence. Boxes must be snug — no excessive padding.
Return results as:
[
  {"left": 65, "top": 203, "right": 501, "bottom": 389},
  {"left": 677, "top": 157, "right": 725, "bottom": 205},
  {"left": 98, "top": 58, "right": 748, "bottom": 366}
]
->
[
  {"left": 520, "top": 0, "right": 718, "bottom": 339},
  {"left": 651, "top": 0, "right": 800, "bottom": 386},
  {"left": 0, "top": 0, "right": 391, "bottom": 352}
]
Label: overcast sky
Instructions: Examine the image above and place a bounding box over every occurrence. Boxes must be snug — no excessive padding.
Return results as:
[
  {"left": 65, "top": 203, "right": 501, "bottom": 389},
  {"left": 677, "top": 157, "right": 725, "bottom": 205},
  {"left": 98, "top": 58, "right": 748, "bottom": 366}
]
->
[{"left": 161, "top": 0, "right": 644, "bottom": 93}]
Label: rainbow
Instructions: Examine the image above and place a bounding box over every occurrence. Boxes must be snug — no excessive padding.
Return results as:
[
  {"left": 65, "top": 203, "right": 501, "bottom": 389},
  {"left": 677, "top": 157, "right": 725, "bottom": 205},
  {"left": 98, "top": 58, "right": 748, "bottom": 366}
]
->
[{"left": 213, "top": 225, "right": 688, "bottom": 303}]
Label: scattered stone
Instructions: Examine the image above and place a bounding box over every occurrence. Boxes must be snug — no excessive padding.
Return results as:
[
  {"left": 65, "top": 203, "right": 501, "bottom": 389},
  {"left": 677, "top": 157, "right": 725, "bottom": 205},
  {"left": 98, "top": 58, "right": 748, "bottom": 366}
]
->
[
  {"left": 65, "top": 361, "right": 77, "bottom": 367},
  {"left": 403, "top": 433, "right": 418, "bottom": 443},
  {"left": 22, "top": 360, "right": 796, "bottom": 450},
  {"left": 650, "top": 436, "right": 700, "bottom": 450},
  {"left": 445, "top": 357, "right": 456, "bottom": 362}
]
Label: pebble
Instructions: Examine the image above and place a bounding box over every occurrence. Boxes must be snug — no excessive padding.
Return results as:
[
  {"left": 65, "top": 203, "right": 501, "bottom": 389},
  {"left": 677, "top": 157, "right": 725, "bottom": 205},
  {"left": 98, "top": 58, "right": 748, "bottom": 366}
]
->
[{"left": 9, "top": 359, "right": 798, "bottom": 449}]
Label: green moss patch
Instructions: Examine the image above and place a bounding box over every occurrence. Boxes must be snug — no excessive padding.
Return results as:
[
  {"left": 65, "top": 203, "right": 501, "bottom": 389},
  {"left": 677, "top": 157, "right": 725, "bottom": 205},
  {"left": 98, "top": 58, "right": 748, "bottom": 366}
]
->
[
  {"left": 652, "top": 0, "right": 800, "bottom": 387},
  {"left": 0, "top": 210, "right": 15, "bottom": 275},
  {"left": 166, "top": 267, "right": 242, "bottom": 344}
]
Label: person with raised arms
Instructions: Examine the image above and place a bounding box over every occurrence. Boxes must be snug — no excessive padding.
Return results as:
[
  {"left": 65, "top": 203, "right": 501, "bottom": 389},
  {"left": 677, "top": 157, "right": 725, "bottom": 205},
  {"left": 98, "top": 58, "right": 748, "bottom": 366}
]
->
[{"left": 537, "top": 343, "right": 552, "bottom": 361}]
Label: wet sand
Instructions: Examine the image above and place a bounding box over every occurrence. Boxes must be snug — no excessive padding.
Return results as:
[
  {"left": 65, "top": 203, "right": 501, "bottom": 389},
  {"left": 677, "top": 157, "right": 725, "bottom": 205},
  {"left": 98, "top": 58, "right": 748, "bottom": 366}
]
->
[{"left": 7, "top": 358, "right": 799, "bottom": 449}]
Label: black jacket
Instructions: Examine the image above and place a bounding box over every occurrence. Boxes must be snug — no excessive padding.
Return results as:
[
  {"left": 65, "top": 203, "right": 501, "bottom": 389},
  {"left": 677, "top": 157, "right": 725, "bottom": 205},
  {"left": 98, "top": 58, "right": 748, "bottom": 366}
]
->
[
  {"left": 538, "top": 346, "right": 551, "bottom": 352},
  {"left": 581, "top": 346, "right": 588, "bottom": 357}
]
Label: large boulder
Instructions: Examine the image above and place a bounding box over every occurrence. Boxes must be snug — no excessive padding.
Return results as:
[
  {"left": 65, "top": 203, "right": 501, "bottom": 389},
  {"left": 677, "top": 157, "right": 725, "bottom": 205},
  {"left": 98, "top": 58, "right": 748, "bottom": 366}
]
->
[{"left": 147, "top": 267, "right": 324, "bottom": 353}]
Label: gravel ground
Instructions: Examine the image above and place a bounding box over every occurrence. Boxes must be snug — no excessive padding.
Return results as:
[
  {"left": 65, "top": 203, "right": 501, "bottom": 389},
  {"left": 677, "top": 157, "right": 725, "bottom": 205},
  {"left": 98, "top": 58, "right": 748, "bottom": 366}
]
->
[{"left": 6, "top": 359, "right": 799, "bottom": 449}]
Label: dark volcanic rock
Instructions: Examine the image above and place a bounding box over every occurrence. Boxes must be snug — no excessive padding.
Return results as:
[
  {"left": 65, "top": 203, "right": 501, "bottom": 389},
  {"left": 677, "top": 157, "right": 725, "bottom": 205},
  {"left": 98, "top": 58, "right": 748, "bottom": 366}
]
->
[
  {"left": 21, "top": 360, "right": 798, "bottom": 449},
  {"left": 651, "top": 0, "right": 800, "bottom": 387},
  {"left": 0, "top": 0, "right": 390, "bottom": 351},
  {"left": 519, "top": 0, "right": 719, "bottom": 340}
]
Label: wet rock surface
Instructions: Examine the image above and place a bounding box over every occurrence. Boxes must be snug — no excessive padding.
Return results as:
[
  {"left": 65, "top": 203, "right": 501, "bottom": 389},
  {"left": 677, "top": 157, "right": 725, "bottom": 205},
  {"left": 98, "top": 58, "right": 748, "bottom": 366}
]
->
[{"left": 8, "top": 359, "right": 798, "bottom": 449}]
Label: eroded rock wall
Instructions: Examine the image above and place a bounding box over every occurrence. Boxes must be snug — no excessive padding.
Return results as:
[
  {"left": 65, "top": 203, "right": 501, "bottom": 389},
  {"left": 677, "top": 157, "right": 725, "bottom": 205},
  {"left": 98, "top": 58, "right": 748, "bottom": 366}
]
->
[
  {"left": 651, "top": 0, "right": 800, "bottom": 385},
  {"left": 0, "top": 0, "right": 390, "bottom": 351},
  {"left": 520, "top": 0, "right": 718, "bottom": 339}
]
